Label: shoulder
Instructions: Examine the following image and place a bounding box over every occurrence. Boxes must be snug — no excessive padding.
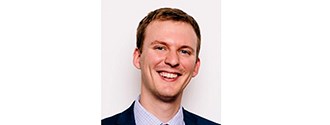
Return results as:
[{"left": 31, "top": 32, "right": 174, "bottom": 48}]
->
[
  {"left": 102, "top": 113, "right": 121, "bottom": 125},
  {"left": 102, "top": 102, "right": 136, "bottom": 125},
  {"left": 183, "top": 108, "right": 220, "bottom": 125}
]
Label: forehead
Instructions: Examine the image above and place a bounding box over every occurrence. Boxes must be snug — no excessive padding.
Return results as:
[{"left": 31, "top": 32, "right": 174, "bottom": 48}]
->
[{"left": 144, "top": 20, "right": 198, "bottom": 48}]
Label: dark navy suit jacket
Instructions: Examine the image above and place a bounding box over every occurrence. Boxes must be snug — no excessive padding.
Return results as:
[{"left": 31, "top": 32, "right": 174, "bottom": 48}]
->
[{"left": 102, "top": 102, "right": 220, "bottom": 125}]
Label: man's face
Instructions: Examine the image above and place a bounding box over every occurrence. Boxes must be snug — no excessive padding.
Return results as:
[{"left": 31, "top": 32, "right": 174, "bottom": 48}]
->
[{"left": 133, "top": 20, "right": 200, "bottom": 102}]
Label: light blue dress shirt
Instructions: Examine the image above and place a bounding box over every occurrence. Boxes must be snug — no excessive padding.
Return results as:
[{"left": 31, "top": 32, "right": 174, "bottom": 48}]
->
[{"left": 133, "top": 96, "right": 185, "bottom": 125}]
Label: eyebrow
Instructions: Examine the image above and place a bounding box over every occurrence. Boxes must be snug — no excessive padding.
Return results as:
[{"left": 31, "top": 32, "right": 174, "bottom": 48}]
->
[
  {"left": 150, "top": 40, "right": 195, "bottom": 52},
  {"left": 150, "top": 40, "right": 168, "bottom": 46}
]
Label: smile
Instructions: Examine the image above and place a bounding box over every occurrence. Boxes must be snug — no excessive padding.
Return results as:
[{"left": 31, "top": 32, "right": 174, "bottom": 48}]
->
[{"left": 157, "top": 71, "right": 182, "bottom": 80}]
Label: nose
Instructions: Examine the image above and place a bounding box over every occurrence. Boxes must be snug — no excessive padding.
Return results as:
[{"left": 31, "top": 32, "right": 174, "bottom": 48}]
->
[{"left": 164, "top": 51, "right": 180, "bottom": 67}]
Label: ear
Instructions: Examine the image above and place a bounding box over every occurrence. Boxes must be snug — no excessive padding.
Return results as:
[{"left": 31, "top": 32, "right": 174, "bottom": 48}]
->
[
  {"left": 192, "top": 58, "right": 200, "bottom": 77},
  {"left": 133, "top": 48, "right": 141, "bottom": 69}
]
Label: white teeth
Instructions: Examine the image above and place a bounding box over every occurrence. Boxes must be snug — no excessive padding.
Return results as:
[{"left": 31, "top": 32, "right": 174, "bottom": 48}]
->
[{"left": 160, "top": 72, "right": 178, "bottom": 79}]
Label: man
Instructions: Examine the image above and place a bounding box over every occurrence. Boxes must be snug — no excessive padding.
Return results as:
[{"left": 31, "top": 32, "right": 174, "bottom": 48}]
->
[{"left": 102, "top": 7, "right": 220, "bottom": 125}]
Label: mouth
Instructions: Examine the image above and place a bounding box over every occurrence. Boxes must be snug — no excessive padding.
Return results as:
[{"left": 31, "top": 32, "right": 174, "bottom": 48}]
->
[{"left": 157, "top": 71, "right": 182, "bottom": 81}]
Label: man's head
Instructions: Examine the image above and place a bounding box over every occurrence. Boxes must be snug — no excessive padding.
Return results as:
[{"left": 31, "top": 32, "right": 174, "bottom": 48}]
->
[
  {"left": 133, "top": 8, "right": 201, "bottom": 103},
  {"left": 136, "top": 7, "right": 201, "bottom": 59}
]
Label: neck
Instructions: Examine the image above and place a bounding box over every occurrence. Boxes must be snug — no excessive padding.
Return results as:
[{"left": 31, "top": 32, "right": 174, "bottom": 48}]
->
[{"left": 139, "top": 91, "right": 182, "bottom": 123}]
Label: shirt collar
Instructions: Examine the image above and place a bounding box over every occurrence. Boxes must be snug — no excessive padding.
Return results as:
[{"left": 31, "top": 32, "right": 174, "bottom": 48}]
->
[{"left": 133, "top": 96, "right": 185, "bottom": 125}]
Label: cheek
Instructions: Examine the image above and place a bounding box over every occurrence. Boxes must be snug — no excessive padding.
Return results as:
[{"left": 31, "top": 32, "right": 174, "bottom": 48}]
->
[
  {"left": 140, "top": 51, "right": 164, "bottom": 66},
  {"left": 180, "top": 58, "right": 197, "bottom": 71}
]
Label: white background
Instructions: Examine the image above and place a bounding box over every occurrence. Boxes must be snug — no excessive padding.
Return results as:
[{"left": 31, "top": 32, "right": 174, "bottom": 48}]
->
[
  {"left": 1, "top": 0, "right": 330, "bottom": 125},
  {"left": 102, "top": 0, "right": 221, "bottom": 123}
]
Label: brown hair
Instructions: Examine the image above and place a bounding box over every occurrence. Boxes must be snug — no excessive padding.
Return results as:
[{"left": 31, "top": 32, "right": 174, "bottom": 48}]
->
[{"left": 136, "top": 7, "right": 201, "bottom": 58}]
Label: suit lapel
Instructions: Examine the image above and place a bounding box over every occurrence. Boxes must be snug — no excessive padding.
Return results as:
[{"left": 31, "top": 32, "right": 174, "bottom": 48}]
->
[
  {"left": 116, "top": 102, "right": 136, "bottom": 125},
  {"left": 115, "top": 102, "right": 202, "bottom": 125},
  {"left": 183, "top": 108, "right": 197, "bottom": 125}
]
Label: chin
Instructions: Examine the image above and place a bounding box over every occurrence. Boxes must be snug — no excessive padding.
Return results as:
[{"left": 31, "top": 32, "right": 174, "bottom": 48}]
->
[{"left": 155, "top": 91, "right": 181, "bottom": 103}]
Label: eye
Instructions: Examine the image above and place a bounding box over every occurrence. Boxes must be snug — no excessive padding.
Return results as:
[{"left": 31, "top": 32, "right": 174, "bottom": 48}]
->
[
  {"left": 154, "top": 46, "right": 166, "bottom": 51},
  {"left": 180, "top": 50, "right": 191, "bottom": 55}
]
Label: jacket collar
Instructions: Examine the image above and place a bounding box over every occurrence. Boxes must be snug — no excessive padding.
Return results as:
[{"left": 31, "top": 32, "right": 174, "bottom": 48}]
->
[
  {"left": 116, "top": 101, "right": 197, "bottom": 125},
  {"left": 183, "top": 107, "right": 197, "bottom": 125},
  {"left": 116, "top": 102, "right": 136, "bottom": 125}
]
